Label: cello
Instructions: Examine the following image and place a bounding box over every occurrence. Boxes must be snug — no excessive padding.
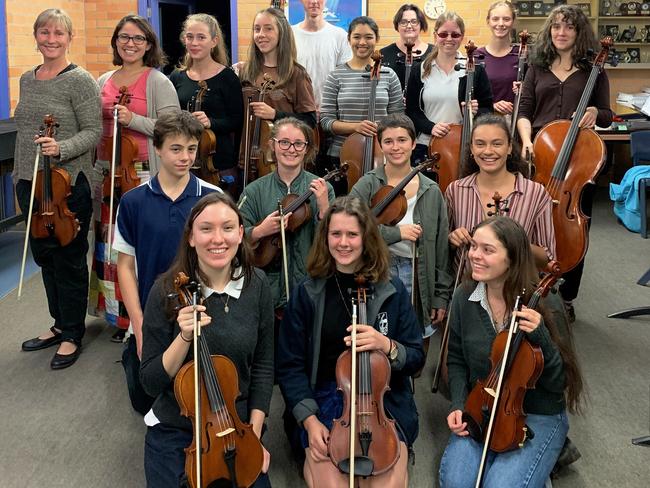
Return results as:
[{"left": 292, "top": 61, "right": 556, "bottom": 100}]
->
[
  {"left": 253, "top": 163, "right": 348, "bottom": 268},
  {"left": 172, "top": 272, "right": 264, "bottom": 488},
  {"left": 328, "top": 277, "right": 400, "bottom": 483},
  {"left": 428, "top": 41, "right": 478, "bottom": 193},
  {"left": 239, "top": 75, "right": 276, "bottom": 189},
  {"left": 400, "top": 39, "right": 421, "bottom": 97},
  {"left": 531, "top": 37, "right": 613, "bottom": 273},
  {"left": 510, "top": 30, "right": 531, "bottom": 141},
  {"left": 103, "top": 86, "right": 140, "bottom": 258},
  {"left": 188, "top": 80, "right": 220, "bottom": 186},
  {"left": 339, "top": 51, "right": 385, "bottom": 192},
  {"left": 462, "top": 262, "right": 562, "bottom": 487}
]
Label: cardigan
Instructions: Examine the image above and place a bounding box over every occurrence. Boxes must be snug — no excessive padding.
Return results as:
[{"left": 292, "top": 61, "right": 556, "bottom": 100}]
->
[{"left": 98, "top": 68, "right": 180, "bottom": 174}]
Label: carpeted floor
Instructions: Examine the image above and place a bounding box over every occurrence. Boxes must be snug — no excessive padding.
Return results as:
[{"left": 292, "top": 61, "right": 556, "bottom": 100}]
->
[{"left": 0, "top": 190, "right": 648, "bottom": 487}]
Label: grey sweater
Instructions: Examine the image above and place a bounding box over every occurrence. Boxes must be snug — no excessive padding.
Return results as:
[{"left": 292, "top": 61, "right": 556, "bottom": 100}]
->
[
  {"left": 140, "top": 268, "right": 274, "bottom": 431},
  {"left": 13, "top": 66, "right": 101, "bottom": 184}
]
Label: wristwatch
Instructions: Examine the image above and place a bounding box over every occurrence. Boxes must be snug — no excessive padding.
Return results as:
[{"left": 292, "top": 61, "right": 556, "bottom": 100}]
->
[{"left": 388, "top": 339, "right": 399, "bottom": 362}]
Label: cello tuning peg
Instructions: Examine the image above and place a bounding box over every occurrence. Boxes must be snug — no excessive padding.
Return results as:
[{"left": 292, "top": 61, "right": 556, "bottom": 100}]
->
[{"left": 454, "top": 63, "right": 464, "bottom": 71}]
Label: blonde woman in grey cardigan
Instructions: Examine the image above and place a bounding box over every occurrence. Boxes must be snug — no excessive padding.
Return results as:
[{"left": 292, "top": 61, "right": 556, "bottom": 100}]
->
[
  {"left": 89, "top": 15, "right": 179, "bottom": 341},
  {"left": 16, "top": 9, "right": 101, "bottom": 369}
]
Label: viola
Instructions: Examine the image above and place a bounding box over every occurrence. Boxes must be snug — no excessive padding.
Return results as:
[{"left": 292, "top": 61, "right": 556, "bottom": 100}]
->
[
  {"left": 328, "top": 277, "right": 400, "bottom": 479},
  {"left": 510, "top": 30, "right": 531, "bottom": 142},
  {"left": 102, "top": 86, "right": 140, "bottom": 200},
  {"left": 189, "top": 80, "right": 220, "bottom": 187},
  {"left": 339, "top": 51, "right": 385, "bottom": 192},
  {"left": 172, "top": 272, "right": 264, "bottom": 488},
  {"left": 532, "top": 37, "right": 614, "bottom": 273},
  {"left": 30, "top": 115, "right": 79, "bottom": 247},
  {"left": 428, "top": 41, "right": 478, "bottom": 193},
  {"left": 239, "top": 75, "right": 276, "bottom": 189},
  {"left": 463, "top": 261, "right": 562, "bottom": 486},
  {"left": 253, "top": 163, "right": 348, "bottom": 268},
  {"left": 432, "top": 192, "right": 510, "bottom": 395},
  {"left": 370, "top": 154, "right": 440, "bottom": 226}
]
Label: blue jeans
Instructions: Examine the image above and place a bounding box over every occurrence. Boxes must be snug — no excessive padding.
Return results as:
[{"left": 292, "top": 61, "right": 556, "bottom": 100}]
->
[
  {"left": 144, "top": 423, "right": 271, "bottom": 488},
  {"left": 439, "top": 412, "right": 568, "bottom": 488},
  {"left": 389, "top": 254, "right": 435, "bottom": 338}
]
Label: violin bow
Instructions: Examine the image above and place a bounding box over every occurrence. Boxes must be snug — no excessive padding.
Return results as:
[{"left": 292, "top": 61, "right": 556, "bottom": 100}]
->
[
  {"left": 348, "top": 300, "right": 358, "bottom": 488},
  {"left": 474, "top": 294, "right": 524, "bottom": 488},
  {"left": 191, "top": 282, "right": 203, "bottom": 488},
  {"left": 278, "top": 200, "right": 290, "bottom": 302},
  {"left": 411, "top": 221, "right": 421, "bottom": 308},
  {"left": 107, "top": 104, "right": 119, "bottom": 260},
  {"left": 17, "top": 136, "right": 44, "bottom": 299}
]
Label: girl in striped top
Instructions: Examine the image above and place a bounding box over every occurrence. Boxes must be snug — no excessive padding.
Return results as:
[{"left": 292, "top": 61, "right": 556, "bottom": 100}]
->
[
  {"left": 445, "top": 114, "right": 555, "bottom": 270},
  {"left": 320, "top": 16, "right": 404, "bottom": 164}
]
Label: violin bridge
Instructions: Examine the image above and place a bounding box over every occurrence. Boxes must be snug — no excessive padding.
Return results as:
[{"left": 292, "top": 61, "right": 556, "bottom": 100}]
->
[
  {"left": 215, "top": 427, "right": 236, "bottom": 437},
  {"left": 483, "top": 387, "right": 496, "bottom": 397}
]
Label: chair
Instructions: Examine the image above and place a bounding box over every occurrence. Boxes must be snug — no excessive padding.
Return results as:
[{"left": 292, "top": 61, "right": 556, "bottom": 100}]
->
[{"left": 630, "top": 130, "right": 650, "bottom": 166}]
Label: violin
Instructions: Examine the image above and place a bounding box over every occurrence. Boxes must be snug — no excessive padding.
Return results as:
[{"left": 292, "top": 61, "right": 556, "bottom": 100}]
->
[
  {"left": 532, "top": 37, "right": 614, "bottom": 273},
  {"left": 510, "top": 31, "right": 531, "bottom": 142},
  {"left": 189, "top": 80, "right": 220, "bottom": 187},
  {"left": 30, "top": 115, "right": 79, "bottom": 247},
  {"left": 463, "top": 261, "right": 562, "bottom": 486},
  {"left": 339, "top": 51, "right": 385, "bottom": 192},
  {"left": 428, "top": 41, "right": 478, "bottom": 193},
  {"left": 253, "top": 163, "right": 348, "bottom": 268},
  {"left": 432, "top": 192, "right": 510, "bottom": 394},
  {"left": 239, "top": 75, "right": 276, "bottom": 189},
  {"left": 102, "top": 86, "right": 140, "bottom": 200},
  {"left": 370, "top": 154, "right": 440, "bottom": 226},
  {"left": 328, "top": 277, "right": 400, "bottom": 480},
  {"left": 172, "top": 272, "right": 264, "bottom": 488}
]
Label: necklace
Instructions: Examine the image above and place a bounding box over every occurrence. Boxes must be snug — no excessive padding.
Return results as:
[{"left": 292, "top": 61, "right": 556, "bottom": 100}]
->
[
  {"left": 334, "top": 274, "right": 352, "bottom": 319},
  {"left": 217, "top": 293, "right": 230, "bottom": 314}
]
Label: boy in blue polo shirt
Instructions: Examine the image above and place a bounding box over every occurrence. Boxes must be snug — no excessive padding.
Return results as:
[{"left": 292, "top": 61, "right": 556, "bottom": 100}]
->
[{"left": 113, "top": 110, "right": 220, "bottom": 413}]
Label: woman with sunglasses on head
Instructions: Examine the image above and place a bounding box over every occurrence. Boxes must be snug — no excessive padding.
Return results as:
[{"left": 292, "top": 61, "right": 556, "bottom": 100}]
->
[
  {"left": 350, "top": 114, "right": 451, "bottom": 347},
  {"left": 439, "top": 216, "right": 583, "bottom": 488},
  {"left": 380, "top": 4, "right": 433, "bottom": 92},
  {"left": 405, "top": 11, "right": 493, "bottom": 165},
  {"left": 446, "top": 114, "right": 555, "bottom": 271},
  {"left": 320, "top": 16, "right": 404, "bottom": 192},
  {"left": 140, "top": 192, "right": 273, "bottom": 487},
  {"left": 238, "top": 118, "right": 334, "bottom": 331},
  {"left": 516, "top": 5, "right": 613, "bottom": 322},
  {"left": 276, "top": 196, "right": 424, "bottom": 488},
  {"left": 16, "top": 8, "right": 101, "bottom": 370},
  {"left": 237, "top": 7, "right": 317, "bottom": 129},
  {"left": 170, "top": 13, "right": 244, "bottom": 195},
  {"left": 476, "top": 1, "right": 520, "bottom": 117},
  {"left": 89, "top": 14, "right": 179, "bottom": 340}
]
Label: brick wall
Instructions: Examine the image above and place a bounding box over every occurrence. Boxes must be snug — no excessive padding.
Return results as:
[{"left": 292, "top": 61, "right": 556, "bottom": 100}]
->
[
  {"left": 5, "top": 0, "right": 137, "bottom": 113},
  {"left": 236, "top": 1, "right": 493, "bottom": 63}
]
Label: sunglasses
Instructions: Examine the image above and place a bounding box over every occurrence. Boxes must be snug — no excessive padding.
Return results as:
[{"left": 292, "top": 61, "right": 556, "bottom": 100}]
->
[{"left": 436, "top": 32, "right": 463, "bottom": 39}]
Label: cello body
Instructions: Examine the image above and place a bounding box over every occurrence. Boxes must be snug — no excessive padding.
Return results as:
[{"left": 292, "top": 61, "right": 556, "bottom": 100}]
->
[
  {"left": 532, "top": 120, "right": 606, "bottom": 272},
  {"left": 428, "top": 124, "right": 462, "bottom": 193}
]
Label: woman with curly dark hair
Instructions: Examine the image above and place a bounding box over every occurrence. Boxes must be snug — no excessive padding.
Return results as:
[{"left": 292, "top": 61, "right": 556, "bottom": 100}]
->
[{"left": 516, "top": 4, "right": 614, "bottom": 322}]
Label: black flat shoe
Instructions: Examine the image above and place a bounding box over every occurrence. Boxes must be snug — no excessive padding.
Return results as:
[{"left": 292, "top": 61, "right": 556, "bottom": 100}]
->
[
  {"left": 50, "top": 344, "right": 81, "bottom": 370},
  {"left": 22, "top": 327, "right": 62, "bottom": 352},
  {"left": 110, "top": 329, "right": 126, "bottom": 343}
]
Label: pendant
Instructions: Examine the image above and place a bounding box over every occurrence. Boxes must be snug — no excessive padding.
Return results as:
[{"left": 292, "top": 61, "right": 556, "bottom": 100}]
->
[{"left": 224, "top": 304, "right": 229, "bottom": 314}]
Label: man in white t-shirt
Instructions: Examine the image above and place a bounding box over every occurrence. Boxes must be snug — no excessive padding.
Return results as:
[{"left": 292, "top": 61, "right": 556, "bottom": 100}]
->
[{"left": 291, "top": 0, "right": 352, "bottom": 108}]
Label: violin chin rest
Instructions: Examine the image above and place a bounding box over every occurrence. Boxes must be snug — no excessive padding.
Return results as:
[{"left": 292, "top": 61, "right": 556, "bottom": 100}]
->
[{"left": 338, "top": 456, "right": 374, "bottom": 477}]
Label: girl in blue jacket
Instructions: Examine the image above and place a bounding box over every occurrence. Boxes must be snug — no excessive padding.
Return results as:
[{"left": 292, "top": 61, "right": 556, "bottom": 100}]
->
[{"left": 276, "top": 196, "right": 424, "bottom": 487}]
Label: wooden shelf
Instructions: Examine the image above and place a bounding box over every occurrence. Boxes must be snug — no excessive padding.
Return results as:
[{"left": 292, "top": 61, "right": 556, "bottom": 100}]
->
[
  {"left": 599, "top": 16, "right": 650, "bottom": 21},
  {"left": 606, "top": 63, "right": 650, "bottom": 68}
]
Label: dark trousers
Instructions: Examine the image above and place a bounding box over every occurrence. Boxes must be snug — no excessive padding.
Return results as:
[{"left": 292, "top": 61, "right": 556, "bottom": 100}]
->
[
  {"left": 122, "top": 335, "right": 155, "bottom": 415},
  {"left": 144, "top": 424, "right": 272, "bottom": 488},
  {"left": 16, "top": 173, "right": 92, "bottom": 344}
]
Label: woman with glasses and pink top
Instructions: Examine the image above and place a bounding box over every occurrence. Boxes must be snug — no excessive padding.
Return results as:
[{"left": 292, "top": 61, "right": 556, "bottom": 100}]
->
[{"left": 405, "top": 11, "right": 493, "bottom": 166}]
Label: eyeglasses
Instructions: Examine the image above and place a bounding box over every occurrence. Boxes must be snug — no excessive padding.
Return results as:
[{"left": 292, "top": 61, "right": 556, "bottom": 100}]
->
[
  {"left": 399, "top": 19, "right": 420, "bottom": 27},
  {"left": 273, "top": 138, "right": 308, "bottom": 151},
  {"left": 436, "top": 32, "right": 463, "bottom": 39},
  {"left": 116, "top": 33, "right": 147, "bottom": 45}
]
